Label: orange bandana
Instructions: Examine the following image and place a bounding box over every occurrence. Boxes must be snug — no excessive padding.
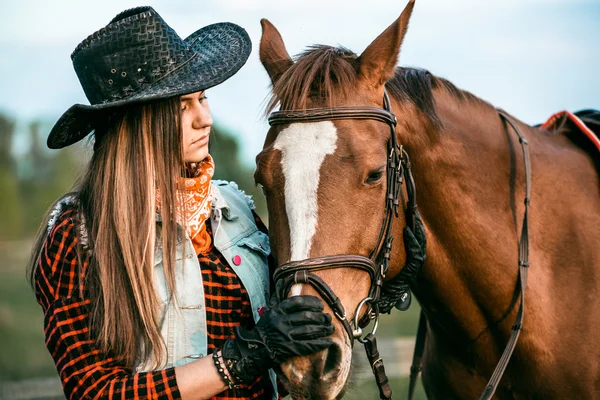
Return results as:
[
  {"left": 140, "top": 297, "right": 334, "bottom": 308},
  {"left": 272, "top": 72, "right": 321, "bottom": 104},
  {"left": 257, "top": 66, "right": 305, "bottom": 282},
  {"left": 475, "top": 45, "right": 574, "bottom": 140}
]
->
[{"left": 157, "top": 155, "right": 215, "bottom": 255}]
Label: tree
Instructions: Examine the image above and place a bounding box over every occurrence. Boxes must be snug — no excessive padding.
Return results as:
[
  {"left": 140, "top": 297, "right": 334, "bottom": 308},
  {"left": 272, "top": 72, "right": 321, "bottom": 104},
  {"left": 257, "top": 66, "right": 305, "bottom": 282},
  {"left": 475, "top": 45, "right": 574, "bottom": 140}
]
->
[
  {"left": 0, "top": 113, "right": 23, "bottom": 239},
  {"left": 18, "top": 120, "right": 84, "bottom": 236}
]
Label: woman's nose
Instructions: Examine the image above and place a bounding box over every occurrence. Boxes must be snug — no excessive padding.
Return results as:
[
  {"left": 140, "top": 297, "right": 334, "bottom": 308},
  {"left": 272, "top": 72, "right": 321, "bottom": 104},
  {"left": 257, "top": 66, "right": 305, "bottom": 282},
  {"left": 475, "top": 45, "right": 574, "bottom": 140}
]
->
[{"left": 193, "top": 102, "right": 213, "bottom": 129}]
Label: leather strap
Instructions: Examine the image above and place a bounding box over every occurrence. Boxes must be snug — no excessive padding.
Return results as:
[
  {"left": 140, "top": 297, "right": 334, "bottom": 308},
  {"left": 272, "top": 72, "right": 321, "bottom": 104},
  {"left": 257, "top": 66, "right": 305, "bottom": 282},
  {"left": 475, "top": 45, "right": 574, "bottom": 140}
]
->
[
  {"left": 406, "top": 111, "right": 532, "bottom": 399},
  {"left": 407, "top": 310, "right": 427, "bottom": 400},
  {"left": 278, "top": 269, "right": 356, "bottom": 341},
  {"left": 269, "top": 106, "right": 396, "bottom": 127},
  {"left": 364, "top": 333, "right": 393, "bottom": 400},
  {"left": 478, "top": 110, "right": 531, "bottom": 399},
  {"left": 273, "top": 254, "right": 376, "bottom": 282}
]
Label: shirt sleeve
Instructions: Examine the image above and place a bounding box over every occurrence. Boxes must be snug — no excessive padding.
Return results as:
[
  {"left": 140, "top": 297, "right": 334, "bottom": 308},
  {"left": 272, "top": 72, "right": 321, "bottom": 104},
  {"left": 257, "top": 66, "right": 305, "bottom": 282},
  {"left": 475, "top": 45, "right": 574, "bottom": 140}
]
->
[{"left": 33, "top": 209, "right": 181, "bottom": 400}]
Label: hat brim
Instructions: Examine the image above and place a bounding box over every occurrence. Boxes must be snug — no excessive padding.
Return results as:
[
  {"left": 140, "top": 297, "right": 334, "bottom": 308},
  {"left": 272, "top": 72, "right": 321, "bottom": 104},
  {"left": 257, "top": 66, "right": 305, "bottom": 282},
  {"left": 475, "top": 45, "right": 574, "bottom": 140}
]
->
[{"left": 47, "top": 22, "right": 251, "bottom": 149}]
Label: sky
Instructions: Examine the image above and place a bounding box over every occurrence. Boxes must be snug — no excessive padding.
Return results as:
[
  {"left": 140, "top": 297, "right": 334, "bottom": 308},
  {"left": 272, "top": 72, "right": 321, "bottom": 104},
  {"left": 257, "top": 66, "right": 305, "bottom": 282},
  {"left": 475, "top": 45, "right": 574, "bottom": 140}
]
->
[{"left": 1, "top": 0, "right": 599, "bottom": 165}]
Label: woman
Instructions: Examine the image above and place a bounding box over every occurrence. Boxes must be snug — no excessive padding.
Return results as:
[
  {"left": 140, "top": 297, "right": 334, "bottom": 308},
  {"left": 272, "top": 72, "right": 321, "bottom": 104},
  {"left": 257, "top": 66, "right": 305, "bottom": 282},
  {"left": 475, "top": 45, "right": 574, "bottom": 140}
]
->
[{"left": 28, "top": 7, "right": 334, "bottom": 400}]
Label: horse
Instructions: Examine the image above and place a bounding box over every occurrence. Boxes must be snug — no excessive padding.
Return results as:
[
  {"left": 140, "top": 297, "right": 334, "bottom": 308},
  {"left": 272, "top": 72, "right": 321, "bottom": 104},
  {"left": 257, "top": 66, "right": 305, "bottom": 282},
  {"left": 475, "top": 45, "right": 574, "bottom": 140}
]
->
[{"left": 255, "top": 1, "right": 600, "bottom": 399}]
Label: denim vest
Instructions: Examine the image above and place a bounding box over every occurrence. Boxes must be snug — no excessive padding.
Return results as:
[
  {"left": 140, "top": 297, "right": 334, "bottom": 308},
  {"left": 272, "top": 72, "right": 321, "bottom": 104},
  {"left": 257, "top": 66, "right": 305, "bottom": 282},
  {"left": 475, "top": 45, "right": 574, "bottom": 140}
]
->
[{"left": 47, "top": 182, "right": 277, "bottom": 397}]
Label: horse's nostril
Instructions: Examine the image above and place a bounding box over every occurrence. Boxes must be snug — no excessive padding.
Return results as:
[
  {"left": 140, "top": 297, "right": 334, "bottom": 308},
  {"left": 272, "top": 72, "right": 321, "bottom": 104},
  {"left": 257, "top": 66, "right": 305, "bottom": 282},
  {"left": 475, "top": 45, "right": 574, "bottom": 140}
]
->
[{"left": 323, "top": 342, "right": 341, "bottom": 375}]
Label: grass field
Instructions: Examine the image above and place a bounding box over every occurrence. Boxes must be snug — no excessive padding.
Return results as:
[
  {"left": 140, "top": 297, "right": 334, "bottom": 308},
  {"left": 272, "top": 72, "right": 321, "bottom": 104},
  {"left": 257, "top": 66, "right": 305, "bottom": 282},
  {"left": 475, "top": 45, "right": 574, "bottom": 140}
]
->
[
  {"left": 348, "top": 377, "right": 426, "bottom": 400},
  {"left": 0, "top": 240, "right": 59, "bottom": 382},
  {"left": 0, "top": 240, "right": 426, "bottom": 398}
]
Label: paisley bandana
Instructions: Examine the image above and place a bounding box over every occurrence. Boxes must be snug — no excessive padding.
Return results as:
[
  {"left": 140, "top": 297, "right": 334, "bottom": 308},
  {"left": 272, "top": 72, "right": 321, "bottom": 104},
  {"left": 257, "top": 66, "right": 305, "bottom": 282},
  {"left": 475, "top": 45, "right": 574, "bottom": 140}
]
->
[{"left": 157, "top": 155, "right": 215, "bottom": 254}]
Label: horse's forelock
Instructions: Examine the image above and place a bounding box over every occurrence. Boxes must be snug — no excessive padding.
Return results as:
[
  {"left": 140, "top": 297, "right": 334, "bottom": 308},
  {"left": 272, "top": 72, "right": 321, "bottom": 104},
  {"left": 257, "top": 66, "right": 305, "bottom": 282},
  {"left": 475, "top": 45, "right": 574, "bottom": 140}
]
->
[{"left": 267, "top": 45, "right": 359, "bottom": 113}]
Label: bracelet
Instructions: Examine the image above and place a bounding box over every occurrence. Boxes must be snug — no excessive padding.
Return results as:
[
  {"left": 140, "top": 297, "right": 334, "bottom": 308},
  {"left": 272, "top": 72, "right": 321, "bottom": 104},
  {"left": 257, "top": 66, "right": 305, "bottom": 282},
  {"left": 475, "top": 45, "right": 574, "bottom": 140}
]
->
[
  {"left": 212, "top": 349, "right": 242, "bottom": 390},
  {"left": 226, "top": 358, "right": 243, "bottom": 385}
]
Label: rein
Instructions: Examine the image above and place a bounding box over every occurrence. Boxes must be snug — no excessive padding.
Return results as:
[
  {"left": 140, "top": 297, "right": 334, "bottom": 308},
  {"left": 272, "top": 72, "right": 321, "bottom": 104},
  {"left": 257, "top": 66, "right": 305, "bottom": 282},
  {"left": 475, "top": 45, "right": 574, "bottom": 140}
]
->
[
  {"left": 268, "top": 90, "right": 416, "bottom": 400},
  {"left": 407, "top": 110, "right": 532, "bottom": 400}
]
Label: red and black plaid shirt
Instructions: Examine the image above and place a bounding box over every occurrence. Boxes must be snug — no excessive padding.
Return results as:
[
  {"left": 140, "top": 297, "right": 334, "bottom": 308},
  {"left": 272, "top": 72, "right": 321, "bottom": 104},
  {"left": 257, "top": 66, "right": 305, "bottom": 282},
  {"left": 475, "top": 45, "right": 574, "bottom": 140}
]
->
[{"left": 34, "top": 206, "right": 276, "bottom": 399}]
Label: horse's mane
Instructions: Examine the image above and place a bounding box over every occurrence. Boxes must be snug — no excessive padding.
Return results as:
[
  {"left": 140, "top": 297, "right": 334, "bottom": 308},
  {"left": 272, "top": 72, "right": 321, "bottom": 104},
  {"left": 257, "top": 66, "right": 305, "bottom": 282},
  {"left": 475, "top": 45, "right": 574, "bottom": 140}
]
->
[{"left": 266, "top": 44, "right": 486, "bottom": 128}]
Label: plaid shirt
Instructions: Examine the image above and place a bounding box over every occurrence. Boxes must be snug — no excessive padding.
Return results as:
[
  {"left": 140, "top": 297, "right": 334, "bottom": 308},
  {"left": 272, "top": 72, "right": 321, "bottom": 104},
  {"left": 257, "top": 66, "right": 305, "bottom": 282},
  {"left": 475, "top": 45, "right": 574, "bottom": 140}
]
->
[{"left": 34, "top": 206, "right": 277, "bottom": 399}]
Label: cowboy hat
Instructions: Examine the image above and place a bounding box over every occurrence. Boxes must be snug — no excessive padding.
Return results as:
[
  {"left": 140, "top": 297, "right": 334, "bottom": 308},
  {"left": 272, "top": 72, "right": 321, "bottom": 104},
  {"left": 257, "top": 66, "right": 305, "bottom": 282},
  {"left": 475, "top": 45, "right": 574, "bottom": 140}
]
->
[{"left": 47, "top": 6, "right": 251, "bottom": 149}]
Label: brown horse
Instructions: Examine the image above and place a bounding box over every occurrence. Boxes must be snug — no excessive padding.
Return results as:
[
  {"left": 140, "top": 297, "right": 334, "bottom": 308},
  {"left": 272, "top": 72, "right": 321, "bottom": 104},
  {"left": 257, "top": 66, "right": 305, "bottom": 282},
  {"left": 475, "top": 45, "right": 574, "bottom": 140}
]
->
[{"left": 256, "top": 1, "right": 600, "bottom": 399}]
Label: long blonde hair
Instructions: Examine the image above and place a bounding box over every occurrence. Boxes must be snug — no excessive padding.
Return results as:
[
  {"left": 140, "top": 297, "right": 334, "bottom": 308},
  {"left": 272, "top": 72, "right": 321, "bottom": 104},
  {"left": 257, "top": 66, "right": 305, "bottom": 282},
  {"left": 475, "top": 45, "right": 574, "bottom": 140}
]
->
[{"left": 30, "top": 97, "right": 185, "bottom": 368}]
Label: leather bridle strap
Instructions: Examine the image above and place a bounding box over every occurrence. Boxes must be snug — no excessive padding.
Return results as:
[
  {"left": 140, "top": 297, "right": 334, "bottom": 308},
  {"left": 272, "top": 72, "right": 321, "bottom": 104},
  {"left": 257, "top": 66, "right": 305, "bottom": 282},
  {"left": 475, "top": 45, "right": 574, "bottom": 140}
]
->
[
  {"left": 269, "top": 91, "right": 402, "bottom": 400},
  {"left": 273, "top": 254, "right": 377, "bottom": 280},
  {"left": 280, "top": 270, "right": 356, "bottom": 340},
  {"left": 273, "top": 255, "right": 378, "bottom": 341},
  {"left": 406, "top": 110, "right": 531, "bottom": 400},
  {"left": 407, "top": 310, "right": 427, "bottom": 400},
  {"left": 269, "top": 95, "right": 399, "bottom": 333},
  {"left": 268, "top": 107, "right": 397, "bottom": 126},
  {"left": 479, "top": 110, "right": 531, "bottom": 400}
]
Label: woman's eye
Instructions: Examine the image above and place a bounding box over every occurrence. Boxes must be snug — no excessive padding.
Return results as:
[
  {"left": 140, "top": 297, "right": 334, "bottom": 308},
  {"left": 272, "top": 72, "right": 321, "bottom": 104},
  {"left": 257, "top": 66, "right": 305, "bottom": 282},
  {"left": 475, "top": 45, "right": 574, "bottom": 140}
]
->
[
  {"left": 365, "top": 170, "right": 384, "bottom": 184},
  {"left": 199, "top": 96, "right": 208, "bottom": 103},
  {"left": 181, "top": 105, "right": 187, "bottom": 111}
]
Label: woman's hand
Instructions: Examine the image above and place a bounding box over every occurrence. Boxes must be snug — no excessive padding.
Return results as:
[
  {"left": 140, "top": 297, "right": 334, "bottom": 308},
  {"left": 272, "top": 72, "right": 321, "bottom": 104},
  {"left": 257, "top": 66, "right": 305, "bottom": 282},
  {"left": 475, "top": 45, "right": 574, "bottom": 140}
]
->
[{"left": 222, "top": 295, "right": 335, "bottom": 383}]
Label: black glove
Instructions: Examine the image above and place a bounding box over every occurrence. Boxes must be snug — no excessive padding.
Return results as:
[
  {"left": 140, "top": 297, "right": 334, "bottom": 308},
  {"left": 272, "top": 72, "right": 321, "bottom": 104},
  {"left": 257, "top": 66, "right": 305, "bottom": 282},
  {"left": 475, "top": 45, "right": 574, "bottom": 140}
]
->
[
  {"left": 221, "top": 295, "right": 335, "bottom": 384},
  {"left": 379, "top": 211, "right": 427, "bottom": 314}
]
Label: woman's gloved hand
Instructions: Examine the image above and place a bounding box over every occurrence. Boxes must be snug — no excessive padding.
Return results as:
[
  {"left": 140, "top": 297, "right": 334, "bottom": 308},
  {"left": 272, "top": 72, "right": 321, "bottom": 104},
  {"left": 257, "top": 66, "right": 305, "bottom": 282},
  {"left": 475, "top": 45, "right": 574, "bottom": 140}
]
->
[
  {"left": 221, "top": 295, "right": 335, "bottom": 384},
  {"left": 379, "top": 211, "right": 427, "bottom": 313}
]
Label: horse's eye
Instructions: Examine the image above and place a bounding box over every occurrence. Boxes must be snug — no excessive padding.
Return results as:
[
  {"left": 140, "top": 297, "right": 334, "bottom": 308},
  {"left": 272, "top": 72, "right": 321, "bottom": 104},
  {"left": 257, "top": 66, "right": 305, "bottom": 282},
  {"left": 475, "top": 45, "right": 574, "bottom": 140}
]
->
[{"left": 365, "top": 170, "right": 384, "bottom": 184}]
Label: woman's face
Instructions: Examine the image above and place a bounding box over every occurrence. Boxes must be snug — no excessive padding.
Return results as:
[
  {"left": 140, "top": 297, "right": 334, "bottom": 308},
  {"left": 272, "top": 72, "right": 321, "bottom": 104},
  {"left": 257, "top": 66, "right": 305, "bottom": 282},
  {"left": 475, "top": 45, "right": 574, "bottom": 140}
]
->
[{"left": 180, "top": 91, "right": 213, "bottom": 163}]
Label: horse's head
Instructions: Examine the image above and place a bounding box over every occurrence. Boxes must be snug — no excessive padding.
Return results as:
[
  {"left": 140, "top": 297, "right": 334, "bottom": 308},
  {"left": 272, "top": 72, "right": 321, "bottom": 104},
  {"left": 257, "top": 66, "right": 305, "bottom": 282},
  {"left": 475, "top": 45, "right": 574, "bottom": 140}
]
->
[{"left": 257, "top": 2, "right": 416, "bottom": 398}]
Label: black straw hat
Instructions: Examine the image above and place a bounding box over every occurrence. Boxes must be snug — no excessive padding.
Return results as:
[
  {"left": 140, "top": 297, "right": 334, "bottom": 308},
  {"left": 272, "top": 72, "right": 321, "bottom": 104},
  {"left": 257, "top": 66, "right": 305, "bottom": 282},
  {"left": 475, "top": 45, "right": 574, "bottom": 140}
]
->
[{"left": 47, "top": 6, "right": 252, "bottom": 149}]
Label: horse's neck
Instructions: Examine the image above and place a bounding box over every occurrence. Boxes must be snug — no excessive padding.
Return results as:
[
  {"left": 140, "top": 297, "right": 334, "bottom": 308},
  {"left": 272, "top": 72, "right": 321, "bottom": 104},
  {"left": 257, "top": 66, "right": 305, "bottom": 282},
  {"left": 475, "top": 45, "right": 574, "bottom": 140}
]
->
[
  {"left": 397, "top": 91, "right": 534, "bottom": 346},
  {"left": 388, "top": 87, "right": 600, "bottom": 398}
]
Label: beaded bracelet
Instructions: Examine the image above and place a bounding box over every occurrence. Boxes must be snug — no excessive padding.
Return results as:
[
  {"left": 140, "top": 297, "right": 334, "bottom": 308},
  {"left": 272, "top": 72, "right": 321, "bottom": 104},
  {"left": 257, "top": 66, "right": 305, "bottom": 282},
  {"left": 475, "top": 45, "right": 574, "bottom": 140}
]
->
[{"left": 212, "top": 349, "right": 241, "bottom": 390}]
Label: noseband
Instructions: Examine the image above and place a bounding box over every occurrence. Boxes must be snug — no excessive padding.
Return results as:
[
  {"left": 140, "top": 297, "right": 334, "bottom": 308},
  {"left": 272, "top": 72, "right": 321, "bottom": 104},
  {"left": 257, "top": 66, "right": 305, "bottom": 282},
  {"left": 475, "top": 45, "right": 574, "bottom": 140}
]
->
[{"left": 268, "top": 90, "right": 416, "bottom": 399}]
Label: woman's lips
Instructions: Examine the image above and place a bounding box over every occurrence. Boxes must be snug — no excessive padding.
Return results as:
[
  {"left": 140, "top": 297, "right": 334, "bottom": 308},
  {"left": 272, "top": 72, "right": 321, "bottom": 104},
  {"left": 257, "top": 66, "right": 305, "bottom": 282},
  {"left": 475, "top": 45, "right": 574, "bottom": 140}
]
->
[{"left": 192, "top": 134, "right": 209, "bottom": 145}]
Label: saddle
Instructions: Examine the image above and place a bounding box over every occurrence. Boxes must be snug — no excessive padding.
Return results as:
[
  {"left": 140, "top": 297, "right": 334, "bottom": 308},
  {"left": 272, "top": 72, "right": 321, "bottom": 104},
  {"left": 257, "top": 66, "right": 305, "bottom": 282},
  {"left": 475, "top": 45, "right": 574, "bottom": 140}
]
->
[{"left": 539, "top": 109, "right": 600, "bottom": 153}]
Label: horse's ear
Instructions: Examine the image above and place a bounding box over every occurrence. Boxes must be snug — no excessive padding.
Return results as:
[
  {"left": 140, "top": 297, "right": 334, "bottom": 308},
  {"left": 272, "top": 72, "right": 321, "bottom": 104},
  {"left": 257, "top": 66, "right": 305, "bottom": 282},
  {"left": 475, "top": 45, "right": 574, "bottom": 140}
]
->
[
  {"left": 260, "top": 19, "right": 294, "bottom": 85},
  {"left": 357, "top": 0, "right": 415, "bottom": 87}
]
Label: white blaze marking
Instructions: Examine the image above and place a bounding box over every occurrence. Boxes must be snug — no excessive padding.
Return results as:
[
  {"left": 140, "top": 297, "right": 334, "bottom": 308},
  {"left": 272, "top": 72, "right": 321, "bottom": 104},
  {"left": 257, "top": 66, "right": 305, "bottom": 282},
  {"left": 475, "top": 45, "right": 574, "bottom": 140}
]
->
[
  {"left": 275, "top": 122, "right": 343, "bottom": 392},
  {"left": 274, "top": 121, "right": 338, "bottom": 262}
]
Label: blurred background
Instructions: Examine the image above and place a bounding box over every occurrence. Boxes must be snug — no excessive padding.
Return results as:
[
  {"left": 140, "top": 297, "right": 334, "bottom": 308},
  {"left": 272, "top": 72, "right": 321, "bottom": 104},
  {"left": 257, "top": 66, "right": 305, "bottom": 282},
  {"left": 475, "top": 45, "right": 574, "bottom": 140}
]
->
[{"left": 0, "top": 0, "right": 598, "bottom": 399}]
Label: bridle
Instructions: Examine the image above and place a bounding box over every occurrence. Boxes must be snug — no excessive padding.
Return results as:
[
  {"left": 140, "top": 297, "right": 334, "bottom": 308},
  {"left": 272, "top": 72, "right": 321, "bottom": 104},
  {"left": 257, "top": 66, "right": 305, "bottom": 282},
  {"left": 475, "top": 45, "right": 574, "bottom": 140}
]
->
[
  {"left": 267, "top": 90, "right": 533, "bottom": 400},
  {"left": 268, "top": 90, "right": 416, "bottom": 400}
]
